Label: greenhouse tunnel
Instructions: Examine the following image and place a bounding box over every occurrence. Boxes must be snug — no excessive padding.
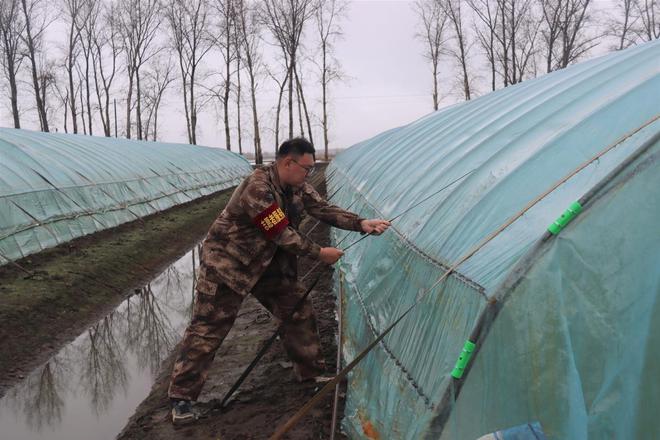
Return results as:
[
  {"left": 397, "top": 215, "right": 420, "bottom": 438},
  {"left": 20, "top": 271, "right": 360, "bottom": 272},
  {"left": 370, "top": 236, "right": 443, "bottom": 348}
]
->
[
  {"left": 327, "top": 39, "right": 660, "bottom": 439},
  {"left": 0, "top": 130, "right": 252, "bottom": 265}
]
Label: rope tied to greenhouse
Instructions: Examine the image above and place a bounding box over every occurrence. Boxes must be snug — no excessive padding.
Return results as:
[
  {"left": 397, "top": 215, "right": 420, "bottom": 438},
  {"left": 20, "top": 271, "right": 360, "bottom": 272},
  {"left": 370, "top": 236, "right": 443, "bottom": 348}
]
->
[{"left": 269, "top": 115, "right": 660, "bottom": 439}]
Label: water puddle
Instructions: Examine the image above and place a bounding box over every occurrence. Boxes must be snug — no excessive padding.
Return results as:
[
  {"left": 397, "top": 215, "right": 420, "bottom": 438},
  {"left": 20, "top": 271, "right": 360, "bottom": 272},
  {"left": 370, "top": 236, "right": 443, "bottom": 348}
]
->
[{"left": 0, "top": 247, "right": 200, "bottom": 440}]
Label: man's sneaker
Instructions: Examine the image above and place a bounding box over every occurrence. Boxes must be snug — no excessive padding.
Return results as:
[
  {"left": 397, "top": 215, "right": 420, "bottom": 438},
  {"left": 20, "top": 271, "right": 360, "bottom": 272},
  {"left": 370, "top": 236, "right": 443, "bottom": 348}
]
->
[{"left": 171, "top": 399, "right": 195, "bottom": 426}]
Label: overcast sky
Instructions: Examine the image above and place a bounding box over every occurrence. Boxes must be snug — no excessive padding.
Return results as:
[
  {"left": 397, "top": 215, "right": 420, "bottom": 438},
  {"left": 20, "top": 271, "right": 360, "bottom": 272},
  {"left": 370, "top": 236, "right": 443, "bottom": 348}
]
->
[
  {"left": 159, "top": 0, "right": 616, "bottom": 154},
  {"left": 3, "top": 0, "right": 621, "bottom": 155},
  {"left": 159, "top": 0, "right": 440, "bottom": 154}
]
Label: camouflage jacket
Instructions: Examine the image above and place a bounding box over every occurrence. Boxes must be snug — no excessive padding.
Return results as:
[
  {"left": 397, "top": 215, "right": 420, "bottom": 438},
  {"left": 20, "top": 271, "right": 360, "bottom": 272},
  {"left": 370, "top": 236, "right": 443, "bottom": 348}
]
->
[{"left": 197, "top": 163, "right": 364, "bottom": 296}]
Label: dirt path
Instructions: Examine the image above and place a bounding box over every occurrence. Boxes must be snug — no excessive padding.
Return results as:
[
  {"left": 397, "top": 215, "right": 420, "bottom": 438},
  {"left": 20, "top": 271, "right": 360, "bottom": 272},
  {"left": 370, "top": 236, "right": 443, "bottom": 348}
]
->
[
  {"left": 117, "top": 170, "right": 348, "bottom": 440},
  {"left": 0, "top": 190, "right": 232, "bottom": 398}
]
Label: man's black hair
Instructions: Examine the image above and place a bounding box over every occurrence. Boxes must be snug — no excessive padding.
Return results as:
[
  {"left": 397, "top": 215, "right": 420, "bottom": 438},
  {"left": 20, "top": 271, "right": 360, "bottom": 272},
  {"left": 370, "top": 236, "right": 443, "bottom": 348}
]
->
[{"left": 276, "top": 137, "right": 315, "bottom": 159}]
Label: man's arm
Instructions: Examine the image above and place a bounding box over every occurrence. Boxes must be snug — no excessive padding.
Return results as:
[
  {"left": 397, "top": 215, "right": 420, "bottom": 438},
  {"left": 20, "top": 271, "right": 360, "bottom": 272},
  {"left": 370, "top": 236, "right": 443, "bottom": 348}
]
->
[
  {"left": 240, "top": 179, "right": 322, "bottom": 258},
  {"left": 300, "top": 182, "right": 365, "bottom": 231}
]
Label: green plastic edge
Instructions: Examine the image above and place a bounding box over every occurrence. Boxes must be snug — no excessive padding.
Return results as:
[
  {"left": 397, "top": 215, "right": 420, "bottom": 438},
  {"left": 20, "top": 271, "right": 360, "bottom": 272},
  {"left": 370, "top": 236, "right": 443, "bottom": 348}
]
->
[
  {"left": 548, "top": 201, "right": 583, "bottom": 235},
  {"left": 451, "top": 340, "right": 477, "bottom": 379}
]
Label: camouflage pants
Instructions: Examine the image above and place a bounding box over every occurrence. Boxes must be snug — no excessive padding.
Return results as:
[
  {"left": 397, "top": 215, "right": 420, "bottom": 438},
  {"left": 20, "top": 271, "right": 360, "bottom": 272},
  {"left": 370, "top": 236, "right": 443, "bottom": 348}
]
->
[{"left": 168, "top": 257, "right": 325, "bottom": 402}]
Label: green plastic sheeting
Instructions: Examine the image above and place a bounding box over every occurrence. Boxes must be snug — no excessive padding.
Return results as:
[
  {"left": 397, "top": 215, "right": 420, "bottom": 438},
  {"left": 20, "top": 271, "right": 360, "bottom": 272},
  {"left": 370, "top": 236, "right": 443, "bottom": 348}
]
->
[
  {"left": 327, "top": 40, "right": 660, "bottom": 439},
  {"left": 0, "top": 129, "right": 252, "bottom": 265}
]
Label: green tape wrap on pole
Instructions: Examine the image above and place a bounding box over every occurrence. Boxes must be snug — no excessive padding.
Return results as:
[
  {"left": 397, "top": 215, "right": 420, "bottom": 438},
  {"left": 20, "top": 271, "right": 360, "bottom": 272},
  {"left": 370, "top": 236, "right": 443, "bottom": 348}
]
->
[
  {"left": 547, "top": 201, "right": 582, "bottom": 235},
  {"left": 451, "top": 340, "right": 476, "bottom": 379}
]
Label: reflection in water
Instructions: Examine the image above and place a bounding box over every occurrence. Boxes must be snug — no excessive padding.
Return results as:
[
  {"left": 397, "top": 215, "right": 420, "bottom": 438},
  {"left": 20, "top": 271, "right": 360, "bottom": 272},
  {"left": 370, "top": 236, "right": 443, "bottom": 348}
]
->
[
  {"left": 0, "top": 247, "right": 199, "bottom": 440},
  {"left": 125, "top": 284, "right": 178, "bottom": 375},
  {"left": 5, "top": 357, "right": 69, "bottom": 432},
  {"left": 80, "top": 315, "right": 129, "bottom": 415}
]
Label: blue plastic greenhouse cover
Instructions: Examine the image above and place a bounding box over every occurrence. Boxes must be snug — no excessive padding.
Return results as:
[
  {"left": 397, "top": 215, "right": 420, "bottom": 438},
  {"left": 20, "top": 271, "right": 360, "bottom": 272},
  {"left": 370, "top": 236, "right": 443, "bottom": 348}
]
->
[
  {"left": 0, "top": 129, "right": 252, "bottom": 264},
  {"left": 327, "top": 40, "right": 659, "bottom": 439}
]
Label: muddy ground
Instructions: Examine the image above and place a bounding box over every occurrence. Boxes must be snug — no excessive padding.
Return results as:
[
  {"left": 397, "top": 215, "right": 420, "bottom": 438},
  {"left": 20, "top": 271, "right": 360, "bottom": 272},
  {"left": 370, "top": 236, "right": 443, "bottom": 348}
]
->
[
  {"left": 1, "top": 166, "right": 348, "bottom": 439},
  {"left": 117, "top": 168, "right": 348, "bottom": 440}
]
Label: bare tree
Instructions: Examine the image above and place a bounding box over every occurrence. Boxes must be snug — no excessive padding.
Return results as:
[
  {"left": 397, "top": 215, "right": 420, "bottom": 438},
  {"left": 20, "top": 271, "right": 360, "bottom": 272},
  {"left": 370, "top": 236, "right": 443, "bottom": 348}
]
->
[
  {"left": 0, "top": 0, "right": 26, "bottom": 128},
  {"left": 495, "top": 0, "right": 539, "bottom": 85},
  {"left": 20, "top": 0, "right": 50, "bottom": 131},
  {"left": 269, "top": 65, "right": 288, "bottom": 149},
  {"left": 117, "top": 0, "right": 161, "bottom": 139},
  {"left": 235, "top": 47, "right": 243, "bottom": 154},
  {"left": 557, "top": 0, "right": 596, "bottom": 68},
  {"left": 52, "top": 79, "right": 70, "bottom": 132},
  {"left": 235, "top": 0, "right": 263, "bottom": 163},
  {"left": 607, "top": 0, "right": 638, "bottom": 50},
  {"left": 262, "top": 0, "right": 317, "bottom": 139},
  {"left": 468, "top": 0, "right": 499, "bottom": 91},
  {"left": 441, "top": 0, "right": 471, "bottom": 100},
  {"left": 415, "top": 0, "right": 447, "bottom": 109},
  {"left": 92, "top": 0, "right": 121, "bottom": 137},
  {"left": 76, "top": 0, "right": 101, "bottom": 135},
  {"left": 504, "top": 0, "right": 541, "bottom": 83},
  {"left": 165, "top": 0, "right": 213, "bottom": 145},
  {"left": 232, "top": 1, "right": 243, "bottom": 154},
  {"left": 635, "top": 0, "right": 660, "bottom": 41},
  {"left": 294, "top": 64, "right": 305, "bottom": 137},
  {"left": 142, "top": 57, "right": 175, "bottom": 141},
  {"left": 316, "top": 0, "right": 347, "bottom": 159},
  {"left": 38, "top": 58, "right": 58, "bottom": 128},
  {"left": 78, "top": 75, "right": 87, "bottom": 133},
  {"left": 213, "top": 0, "right": 237, "bottom": 150},
  {"left": 540, "top": 0, "right": 597, "bottom": 71},
  {"left": 294, "top": 63, "right": 313, "bottom": 144},
  {"left": 62, "top": 0, "right": 83, "bottom": 134}
]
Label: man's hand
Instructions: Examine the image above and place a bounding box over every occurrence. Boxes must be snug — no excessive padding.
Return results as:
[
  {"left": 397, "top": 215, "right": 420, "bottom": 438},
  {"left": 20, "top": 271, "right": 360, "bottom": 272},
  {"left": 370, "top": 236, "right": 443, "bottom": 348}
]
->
[
  {"left": 360, "top": 219, "right": 391, "bottom": 235},
  {"left": 319, "top": 247, "right": 344, "bottom": 265}
]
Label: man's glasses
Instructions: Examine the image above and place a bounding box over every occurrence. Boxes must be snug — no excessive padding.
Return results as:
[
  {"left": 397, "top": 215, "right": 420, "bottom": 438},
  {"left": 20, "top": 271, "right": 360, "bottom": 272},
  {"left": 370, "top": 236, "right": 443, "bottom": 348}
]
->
[{"left": 291, "top": 159, "right": 316, "bottom": 176}]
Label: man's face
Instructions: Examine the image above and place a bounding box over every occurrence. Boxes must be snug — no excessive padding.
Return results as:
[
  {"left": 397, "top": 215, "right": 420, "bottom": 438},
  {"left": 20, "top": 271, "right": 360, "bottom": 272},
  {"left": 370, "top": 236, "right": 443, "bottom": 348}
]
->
[{"left": 284, "top": 153, "right": 315, "bottom": 187}]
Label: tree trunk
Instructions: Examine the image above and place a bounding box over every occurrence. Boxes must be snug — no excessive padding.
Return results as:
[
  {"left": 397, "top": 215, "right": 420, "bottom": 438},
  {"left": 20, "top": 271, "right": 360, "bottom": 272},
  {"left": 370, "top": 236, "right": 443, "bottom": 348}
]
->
[
  {"left": 321, "top": 42, "right": 328, "bottom": 159},
  {"left": 295, "top": 73, "right": 304, "bottom": 137},
  {"left": 236, "top": 56, "right": 242, "bottom": 154},
  {"left": 184, "top": 77, "right": 192, "bottom": 143},
  {"left": 432, "top": 62, "right": 439, "bottom": 111},
  {"left": 8, "top": 65, "right": 20, "bottom": 128},
  {"left": 79, "top": 81, "right": 87, "bottom": 134},
  {"left": 136, "top": 70, "right": 143, "bottom": 140},
  {"left": 126, "top": 69, "right": 134, "bottom": 138},
  {"left": 246, "top": 55, "right": 261, "bottom": 163},
  {"left": 153, "top": 96, "right": 161, "bottom": 141},
  {"left": 21, "top": 0, "right": 49, "bottom": 132},
  {"left": 294, "top": 67, "right": 313, "bottom": 145},
  {"left": 190, "top": 78, "right": 197, "bottom": 145},
  {"left": 250, "top": 81, "right": 261, "bottom": 163},
  {"left": 104, "top": 92, "right": 111, "bottom": 136},
  {"left": 274, "top": 73, "right": 288, "bottom": 150},
  {"left": 85, "top": 56, "right": 92, "bottom": 135},
  {"left": 63, "top": 97, "right": 69, "bottom": 133},
  {"left": 68, "top": 64, "right": 78, "bottom": 133},
  {"left": 224, "top": 59, "right": 231, "bottom": 150},
  {"left": 501, "top": 2, "right": 509, "bottom": 86},
  {"left": 510, "top": 0, "right": 517, "bottom": 84},
  {"left": 490, "top": 34, "right": 496, "bottom": 91},
  {"left": 93, "top": 56, "right": 108, "bottom": 135},
  {"left": 287, "top": 55, "right": 294, "bottom": 139}
]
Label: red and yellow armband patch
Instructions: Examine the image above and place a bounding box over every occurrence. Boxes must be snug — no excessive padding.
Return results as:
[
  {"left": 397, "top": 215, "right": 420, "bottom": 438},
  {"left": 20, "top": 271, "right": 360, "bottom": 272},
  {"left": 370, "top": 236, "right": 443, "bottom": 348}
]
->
[{"left": 253, "top": 202, "right": 289, "bottom": 239}]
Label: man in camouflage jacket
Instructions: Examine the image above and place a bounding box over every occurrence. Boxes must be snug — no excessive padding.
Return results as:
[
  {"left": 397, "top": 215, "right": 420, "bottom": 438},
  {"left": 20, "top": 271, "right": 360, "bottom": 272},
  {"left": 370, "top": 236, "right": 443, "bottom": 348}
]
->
[{"left": 168, "top": 138, "right": 390, "bottom": 425}]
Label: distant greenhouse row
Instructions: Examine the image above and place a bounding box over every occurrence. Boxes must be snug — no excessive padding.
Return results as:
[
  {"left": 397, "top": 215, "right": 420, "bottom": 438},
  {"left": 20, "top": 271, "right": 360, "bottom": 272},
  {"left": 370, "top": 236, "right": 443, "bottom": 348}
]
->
[{"left": 0, "top": 130, "right": 252, "bottom": 265}]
